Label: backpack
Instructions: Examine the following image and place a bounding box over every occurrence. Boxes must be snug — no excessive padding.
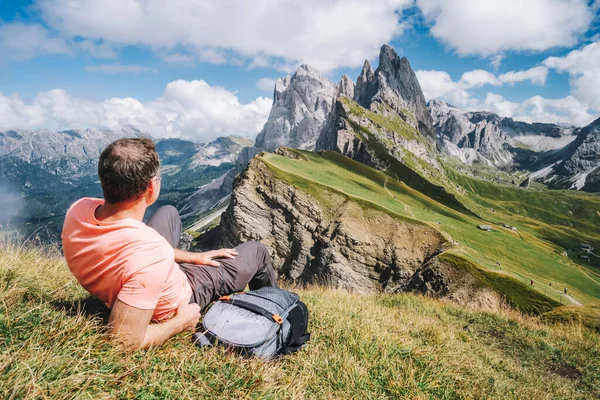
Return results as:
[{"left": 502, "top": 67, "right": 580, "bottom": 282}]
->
[{"left": 192, "top": 286, "right": 310, "bottom": 359}]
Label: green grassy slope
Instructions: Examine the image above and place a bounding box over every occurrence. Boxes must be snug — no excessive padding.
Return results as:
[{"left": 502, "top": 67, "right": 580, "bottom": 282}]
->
[
  {"left": 260, "top": 149, "right": 600, "bottom": 306},
  {"left": 2, "top": 245, "right": 599, "bottom": 399},
  {"left": 446, "top": 169, "right": 600, "bottom": 271}
]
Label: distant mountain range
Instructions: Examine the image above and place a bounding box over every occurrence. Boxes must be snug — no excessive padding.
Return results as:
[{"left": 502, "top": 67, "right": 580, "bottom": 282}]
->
[
  {"left": 427, "top": 99, "right": 600, "bottom": 191},
  {"left": 0, "top": 128, "right": 251, "bottom": 238}
]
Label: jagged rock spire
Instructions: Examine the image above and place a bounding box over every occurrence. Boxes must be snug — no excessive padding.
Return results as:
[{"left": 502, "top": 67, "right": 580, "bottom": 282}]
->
[
  {"left": 353, "top": 45, "right": 434, "bottom": 138},
  {"left": 354, "top": 60, "right": 376, "bottom": 107},
  {"left": 337, "top": 74, "right": 355, "bottom": 99}
]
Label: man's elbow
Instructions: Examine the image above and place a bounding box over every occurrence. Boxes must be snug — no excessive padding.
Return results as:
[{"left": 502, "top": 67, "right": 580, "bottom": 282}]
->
[{"left": 110, "top": 328, "right": 146, "bottom": 350}]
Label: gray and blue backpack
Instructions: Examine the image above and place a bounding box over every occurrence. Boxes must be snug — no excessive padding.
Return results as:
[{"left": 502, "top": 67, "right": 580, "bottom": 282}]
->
[{"left": 193, "top": 287, "right": 310, "bottom": 359}]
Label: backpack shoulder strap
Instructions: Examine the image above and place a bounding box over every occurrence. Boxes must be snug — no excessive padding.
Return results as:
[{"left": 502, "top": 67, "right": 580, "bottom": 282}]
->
[{"left": 219, "top": 297, "right": 284, "bottom": 325}]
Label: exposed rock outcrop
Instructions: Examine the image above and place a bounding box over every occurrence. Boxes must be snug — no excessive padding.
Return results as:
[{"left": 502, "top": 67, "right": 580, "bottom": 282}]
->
[
  {"left": 317, "top": 45, "right": 441, "bottom": 179},
  {"left": 217, "top": 155, "right": 446, "bottom": 292},
  {"left": 402, "top": 256, "right": 503, "bottom": 310},
  {"left": 254, "top": 65, "right": 337, "bottom": 151},
  {"left": 315, "top": 100, "right": 390, "bottom": 170},
  {"left": 427, "top": 99, "right": 580, "bottom": 168},
  {"left": 550, "top": 117, "right": 600, "bottom": 191},
  {"left": 337, "top": 74, "right": 355, "bottom": 99},
  {"left": 428, "top": 100, "right": 511, "bottom": 166},
  {"left": 182, "top": 64, "right": 341, "bottom": 219}
]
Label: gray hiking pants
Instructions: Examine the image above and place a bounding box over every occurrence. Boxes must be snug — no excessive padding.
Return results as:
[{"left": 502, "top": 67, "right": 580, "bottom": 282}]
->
[{"left": 147, "top": 205, "right": 279, "bottom": 309}]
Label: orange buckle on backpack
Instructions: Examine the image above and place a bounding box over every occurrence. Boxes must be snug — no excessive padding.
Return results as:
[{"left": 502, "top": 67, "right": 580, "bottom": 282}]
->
[
  {"left": 219, "top": 295, "right": 230, "bottom": 301},
  {"left": 272, "top": 314, "right": 283, "bottom": 325}
]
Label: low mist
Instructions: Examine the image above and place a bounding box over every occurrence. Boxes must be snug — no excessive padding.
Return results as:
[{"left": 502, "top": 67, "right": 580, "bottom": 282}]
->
[{"left": 0, "top": 183, "right": 24, "bottom": 228}]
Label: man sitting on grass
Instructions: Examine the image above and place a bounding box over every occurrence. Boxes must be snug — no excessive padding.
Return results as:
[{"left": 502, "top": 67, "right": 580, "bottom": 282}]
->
[{"left": 61, "top": 138, "right": 278, "bottom": 349}]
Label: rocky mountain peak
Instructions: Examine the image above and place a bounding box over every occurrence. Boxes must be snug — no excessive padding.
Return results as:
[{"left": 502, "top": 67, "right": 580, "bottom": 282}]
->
[
  {"left": 354, "top": 60, "right": 375, "bottom": 108},
  {"left": 253, "top": 64, "right": 337, "bottom": 151},
  {"left": 354, "top": 45, "right": 434, "bottom": 138},
  {"left": 358, "top": 59, "right": 375, "bottom": 82}
]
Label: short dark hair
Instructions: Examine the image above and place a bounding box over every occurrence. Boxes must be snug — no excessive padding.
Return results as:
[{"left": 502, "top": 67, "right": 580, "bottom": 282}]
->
[{"left": 98, "top": 137, "right": 160, "bottom": 204}]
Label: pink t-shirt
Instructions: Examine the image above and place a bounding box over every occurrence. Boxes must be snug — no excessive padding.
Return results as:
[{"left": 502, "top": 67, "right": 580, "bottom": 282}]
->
[{"left": 61, "top": 198, "right": 192, "bottom": 321}]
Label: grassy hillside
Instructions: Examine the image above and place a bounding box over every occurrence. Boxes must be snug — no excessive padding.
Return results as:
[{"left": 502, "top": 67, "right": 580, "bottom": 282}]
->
[
  {"left": 2, "top": 244, "right": 600, "bottom": 399},
  {"left": 260, "top": 149, "right": 600, "bottom": 306},
  {"left": 446, "top": 168, "right": 600, "bottom": 272}
]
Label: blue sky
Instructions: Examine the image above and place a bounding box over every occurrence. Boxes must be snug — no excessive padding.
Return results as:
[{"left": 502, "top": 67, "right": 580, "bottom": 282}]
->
[{"left": 0, "top": 0, "right": 599, "bottom": 141}]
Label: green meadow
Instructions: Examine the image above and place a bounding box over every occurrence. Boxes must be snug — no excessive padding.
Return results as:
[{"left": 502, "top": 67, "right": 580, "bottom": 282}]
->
[{"left": 259, "top": 149, "right": 600, "bottom": 307}]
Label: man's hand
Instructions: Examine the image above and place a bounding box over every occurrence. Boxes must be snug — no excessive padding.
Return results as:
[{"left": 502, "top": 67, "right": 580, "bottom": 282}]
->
[
  {"left": 191, "top": 248, "right": 238, "bottom": 267},
  {"left": 174, "top": 248, "right": 238, "bottom": 267}
]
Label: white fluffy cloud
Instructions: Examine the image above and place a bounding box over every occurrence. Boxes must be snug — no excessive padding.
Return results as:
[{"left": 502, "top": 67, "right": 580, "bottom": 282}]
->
[
  {"left": 0, "top": 81, "right": 271, "bottom": 141},
  {"left": 498, "top": 66, "right": 549, "bottom": 86},
  {"left": 418, "top": 57, "right": 595, "bottom": 126},
  {"left": 480, "top": 93, "right": 594, "bottom": 126},
  {"left": 416, "top": 66, "right": 548, "bottom": 107},
  {"left": 417, "top": 0, "right": 594, "bottom": 56},
  {"left": 30, "top": 0, "right": 413, "bottom": 71},
  {"left": 0, "top": 22, "right": 70, "bottom": 60},
  {"left": 543, "top": 41, "right": 600, "bottom": 111}
]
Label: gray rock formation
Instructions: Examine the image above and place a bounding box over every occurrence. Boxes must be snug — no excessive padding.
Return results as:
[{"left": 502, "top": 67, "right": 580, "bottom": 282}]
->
[
  {"left": 428, "top": 99, "right": 579, "bottom": 167},
  {"left": 354, "top": 60, "right": 376, "bottom": 107},
  {"left": 254, "top": 65, "right": 337, "bottom": 151},
  {"left": 428, "top": 100, "right": 511, "bottom": 166},
  {"left": 182, "top": 64, "right": 342, "bottom": 220},
  {"left": 354, "top": 45, "right": 434, "bottom": 138},
  {"left": 317, "top": 45, "right": 441, "bottom": 181},
  {"left": 550, "top": 117, "right": 600, "bottom": 191},
  {"left": 337, "top": 74, "right": 355, "bottom": 99},
  {"left": 217, "top": 154, "right": 446, "bottom": 292}
]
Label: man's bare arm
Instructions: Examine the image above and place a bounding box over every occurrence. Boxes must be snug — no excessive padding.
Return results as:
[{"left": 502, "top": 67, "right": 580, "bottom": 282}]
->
[
  {"left": 174, "top": 248, "right": 238, "bottom": 267},
  {"left": 108, "top": 299, "right": 200, "bottom": 350}
]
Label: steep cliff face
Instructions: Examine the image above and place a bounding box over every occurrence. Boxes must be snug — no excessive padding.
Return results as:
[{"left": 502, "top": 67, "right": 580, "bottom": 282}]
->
[
  {"left": 213, "top": 149, "right": 507, "bottom": 310},
  {"left": 254, "top": 65, "right": 337, "bottom": 151},
  {"left": 316, "top": 96, "right": 443, "bottom": 187},
  {"left": 218, "top": 153, "right": 446, "bottom": 292},
  {"left": 181, "top": 64, "right": 340, "bottom": 219}
]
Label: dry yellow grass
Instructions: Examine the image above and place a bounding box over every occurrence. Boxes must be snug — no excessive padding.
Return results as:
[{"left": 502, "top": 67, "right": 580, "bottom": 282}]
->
[{"left": 1, "top": 243, "right": 599, "bottom": 399}]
